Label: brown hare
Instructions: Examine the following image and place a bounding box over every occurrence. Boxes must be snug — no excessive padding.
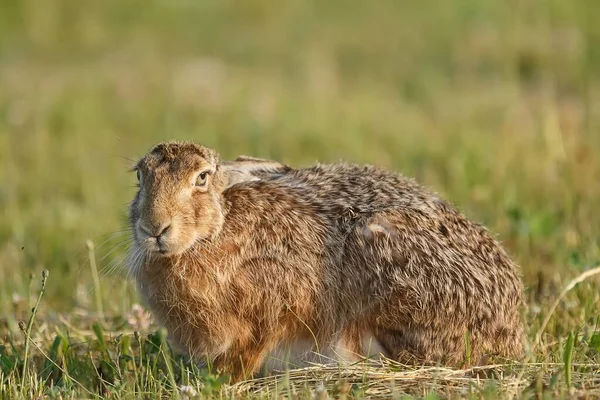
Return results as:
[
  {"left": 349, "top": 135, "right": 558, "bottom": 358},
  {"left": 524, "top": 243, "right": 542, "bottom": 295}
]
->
[{"left": 127, "top": 141, "right": 524, "bottom": 381}]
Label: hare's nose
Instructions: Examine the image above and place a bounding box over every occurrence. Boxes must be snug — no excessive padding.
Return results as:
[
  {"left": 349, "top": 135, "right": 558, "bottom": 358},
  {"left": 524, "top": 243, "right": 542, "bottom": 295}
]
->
[
  {"left": 155, "top": 223, "right": 171, "bottom": 241},
  {"left": 140, "top": 221, "right": 171, "bottom": 239}
]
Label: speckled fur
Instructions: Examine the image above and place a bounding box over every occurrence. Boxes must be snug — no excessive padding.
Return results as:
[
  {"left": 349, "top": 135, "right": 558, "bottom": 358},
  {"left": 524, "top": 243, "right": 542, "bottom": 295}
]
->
[{"left": 127, "top": 141, "right": 524, "bottom": 381}]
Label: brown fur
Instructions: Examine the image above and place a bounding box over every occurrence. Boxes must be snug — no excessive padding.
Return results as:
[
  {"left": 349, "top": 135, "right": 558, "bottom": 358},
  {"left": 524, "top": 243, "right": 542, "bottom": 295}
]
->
[{"left": 127, "top": 141, "right": 524, "bottom": 381}]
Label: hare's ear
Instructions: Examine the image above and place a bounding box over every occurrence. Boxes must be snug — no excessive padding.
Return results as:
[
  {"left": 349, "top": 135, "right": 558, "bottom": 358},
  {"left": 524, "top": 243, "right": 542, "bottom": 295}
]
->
[
  {"left": 233, "top": 155, "right": 276, "bottom": 163},
  {"left": 232, "top": 155, "right": 291, "bottom": 171},
  {"left": 219, "top": 157, "right": 292, "bottom": 190},
  {"left": 221, "top": 166, "right": 261, "bottom": 189}
]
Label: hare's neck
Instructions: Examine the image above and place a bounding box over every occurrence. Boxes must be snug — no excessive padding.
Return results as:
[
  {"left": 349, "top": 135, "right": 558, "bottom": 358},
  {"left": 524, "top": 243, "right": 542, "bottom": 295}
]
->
[
  {"left": 136, "top": 246, "right": 237, "bottom": 332},
  {"left": 138, "top": 241, "right": 236, "bottom": 293},
  {"left": 136, "top": 255, "right": 200, "bottom": 313}
]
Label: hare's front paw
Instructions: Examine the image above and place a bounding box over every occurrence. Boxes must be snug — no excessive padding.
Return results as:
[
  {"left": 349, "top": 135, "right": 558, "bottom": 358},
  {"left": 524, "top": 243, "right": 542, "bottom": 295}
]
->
[{"left": 211, "top": 342, "right": 272, "bottom": 383}]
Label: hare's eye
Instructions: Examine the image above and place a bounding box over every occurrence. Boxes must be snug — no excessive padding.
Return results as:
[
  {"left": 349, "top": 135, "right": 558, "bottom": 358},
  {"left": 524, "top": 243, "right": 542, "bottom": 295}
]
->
[
  {"left": 136, "top": 170, "right": 141, "bottom": 182},
  {"left": 195, "top": 171, "right": 209, "bottom": 187}
]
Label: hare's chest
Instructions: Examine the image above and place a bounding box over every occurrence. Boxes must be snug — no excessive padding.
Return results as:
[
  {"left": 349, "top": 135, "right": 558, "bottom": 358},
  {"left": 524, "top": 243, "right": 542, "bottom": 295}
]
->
[{"left": 139, "top": 274, "right": 238, "bottom": 348}]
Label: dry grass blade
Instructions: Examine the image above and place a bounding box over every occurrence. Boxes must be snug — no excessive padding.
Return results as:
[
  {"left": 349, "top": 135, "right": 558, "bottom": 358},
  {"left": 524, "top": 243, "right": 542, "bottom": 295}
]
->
[
  {"left": 535, "top": 265, "right": 600, "bottom": 348},
  {"left": 226, "top": 358, "right": 530, "bottom": 398}
]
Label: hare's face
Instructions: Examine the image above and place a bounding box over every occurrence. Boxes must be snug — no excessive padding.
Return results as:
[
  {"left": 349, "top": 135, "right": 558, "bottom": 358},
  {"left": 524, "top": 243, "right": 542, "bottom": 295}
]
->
[{"left": 129, "top": 142, "right": 227, "bottom": 259}]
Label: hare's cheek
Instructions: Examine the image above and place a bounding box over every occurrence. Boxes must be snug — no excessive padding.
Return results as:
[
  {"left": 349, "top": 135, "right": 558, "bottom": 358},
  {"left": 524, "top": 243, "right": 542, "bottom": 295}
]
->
[
  {"left": 191, "top": 193, "right": 211, "bottom": 218},
  {"left": 178, "top": 223, "right": 197, "bottom": 247},
  {"left": 167, "top": 218, "right": 195, "bottom": 247}
]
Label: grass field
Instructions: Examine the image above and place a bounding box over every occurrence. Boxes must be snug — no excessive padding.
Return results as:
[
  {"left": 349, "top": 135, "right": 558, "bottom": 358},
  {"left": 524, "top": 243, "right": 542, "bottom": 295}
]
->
[{"left": 1, "top": 0, "right": 600, "bottom": 398}]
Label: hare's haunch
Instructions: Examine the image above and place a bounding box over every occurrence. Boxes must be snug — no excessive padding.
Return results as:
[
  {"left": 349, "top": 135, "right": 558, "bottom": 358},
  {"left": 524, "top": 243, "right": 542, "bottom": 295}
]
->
[{"left": 127, "top": 141, "right": 524, "bottom": 381}]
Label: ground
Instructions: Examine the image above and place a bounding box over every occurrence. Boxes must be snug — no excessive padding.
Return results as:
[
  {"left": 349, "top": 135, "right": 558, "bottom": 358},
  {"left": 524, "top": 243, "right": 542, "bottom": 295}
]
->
[{"left": 0, "top": 0, "right": 599, "bottom": 398}]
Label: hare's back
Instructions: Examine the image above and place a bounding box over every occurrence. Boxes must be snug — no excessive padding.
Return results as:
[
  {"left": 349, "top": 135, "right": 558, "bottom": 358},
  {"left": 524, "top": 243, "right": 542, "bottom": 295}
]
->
[
  {"left": 265, "top": 162, "right": 515, "bottom": 267},
  {"left": 267, "top": 163, "right": 443, "bottom": 214}
]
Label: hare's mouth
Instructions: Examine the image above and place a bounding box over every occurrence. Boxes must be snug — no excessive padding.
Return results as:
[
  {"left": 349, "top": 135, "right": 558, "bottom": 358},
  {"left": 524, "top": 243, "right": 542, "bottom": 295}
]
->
[
  {"left": 137, "top": 237, "right": 169, "bottom": 256},
  {"left": 138, "top": 235, "right": 199, "bottom": 258}
]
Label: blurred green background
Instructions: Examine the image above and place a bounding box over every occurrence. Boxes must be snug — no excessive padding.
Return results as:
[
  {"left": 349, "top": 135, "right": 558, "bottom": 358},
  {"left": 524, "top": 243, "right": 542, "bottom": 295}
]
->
[{"left": 1, "top": 0, "right": 599, "bottom": 320}]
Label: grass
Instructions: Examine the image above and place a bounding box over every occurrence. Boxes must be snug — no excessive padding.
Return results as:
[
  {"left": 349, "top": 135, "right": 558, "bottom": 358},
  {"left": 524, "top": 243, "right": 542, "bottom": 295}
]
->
[{"left": 1, "top": 0, "right": 599, "bottom": 398}]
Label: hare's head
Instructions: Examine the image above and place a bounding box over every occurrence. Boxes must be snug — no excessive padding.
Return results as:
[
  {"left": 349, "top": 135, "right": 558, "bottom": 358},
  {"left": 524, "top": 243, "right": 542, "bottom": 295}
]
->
[{"left": 129, "top": 141, "right": 229, "bottom": 257}]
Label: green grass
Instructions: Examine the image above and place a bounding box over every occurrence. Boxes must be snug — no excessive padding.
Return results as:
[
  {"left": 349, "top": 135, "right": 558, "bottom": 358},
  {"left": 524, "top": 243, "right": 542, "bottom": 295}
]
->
[{"left": 1, "top": 0, "right": 599, "bottom": 398}]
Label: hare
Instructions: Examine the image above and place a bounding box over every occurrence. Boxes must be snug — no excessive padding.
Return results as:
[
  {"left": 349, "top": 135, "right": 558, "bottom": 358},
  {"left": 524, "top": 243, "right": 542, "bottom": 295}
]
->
[{"left": 127, "top": 141, "right": 524, "bottom": 381}]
